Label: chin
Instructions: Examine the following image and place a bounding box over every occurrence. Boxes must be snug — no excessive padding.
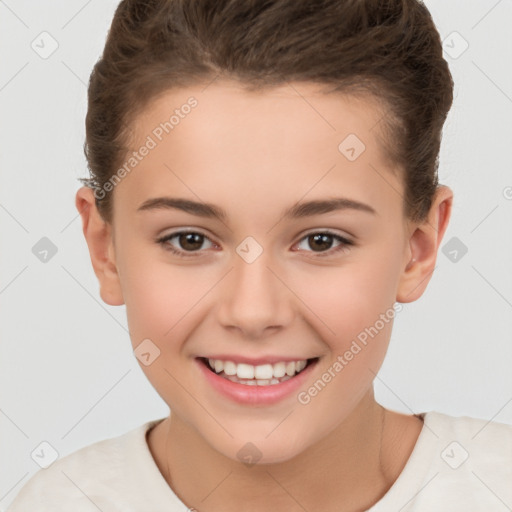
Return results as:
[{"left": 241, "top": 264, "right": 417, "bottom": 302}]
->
[{"left": 210, "top": 431, "right": 311, "bottom": 467}]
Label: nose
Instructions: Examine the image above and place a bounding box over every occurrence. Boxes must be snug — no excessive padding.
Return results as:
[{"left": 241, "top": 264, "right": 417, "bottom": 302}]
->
[{"left": 217, "top": 249, "right": 294, "bottom": 340}]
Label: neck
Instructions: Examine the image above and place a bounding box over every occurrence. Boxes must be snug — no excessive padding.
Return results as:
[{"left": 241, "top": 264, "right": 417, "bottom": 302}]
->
[{"left": 148, "top": 388, "right": 419, "bottom": 512}]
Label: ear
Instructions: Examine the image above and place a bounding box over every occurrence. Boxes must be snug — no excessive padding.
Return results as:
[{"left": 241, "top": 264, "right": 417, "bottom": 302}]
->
[
  {"left": 396, "top": 185, "right": 453, "bottom": 303},
  {"left": 75, "top": 187, "right": 124, "bottom": 306}
]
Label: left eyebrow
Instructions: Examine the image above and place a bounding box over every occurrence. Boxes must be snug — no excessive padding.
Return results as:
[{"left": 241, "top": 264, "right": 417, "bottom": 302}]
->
[
  {"left": 136, "top": 196, "right": 377, "bottom": 220},
  {"left": 283, "top": 198, "right": 377, "bottom": 218}
]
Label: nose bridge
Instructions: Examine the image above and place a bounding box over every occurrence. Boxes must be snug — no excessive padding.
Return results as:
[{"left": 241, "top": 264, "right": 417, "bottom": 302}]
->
[{"left": 217, "top": 243, "right": 293, "bottom": 337}]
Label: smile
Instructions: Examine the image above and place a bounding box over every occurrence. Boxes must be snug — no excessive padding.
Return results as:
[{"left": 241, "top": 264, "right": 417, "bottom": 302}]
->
[{"left": 198, "top": 356, "right": 318, "bottom": 386}]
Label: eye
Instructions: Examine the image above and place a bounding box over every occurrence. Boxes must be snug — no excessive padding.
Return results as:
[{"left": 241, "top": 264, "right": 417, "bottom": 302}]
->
[
  {"left": 294, "top": 231, "right": 353, "bottom": 257},
  {"left": 156, "top": 230, "right": 216, "bottom": 258},
  {"left": 157, "top": 229, "right": 353, "bottom": 259}
]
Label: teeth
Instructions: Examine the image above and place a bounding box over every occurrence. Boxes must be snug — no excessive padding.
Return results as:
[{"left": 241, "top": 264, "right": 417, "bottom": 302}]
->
[
  {"left": 296, "top": 360, "right": 307, "bottom": 372},
  {"left": 223, "top": 361, "right": 237, "bottom": 376},
  {"left": 225, "top": 374, "right": 293, "bottom": 385},
  {"left": 206, "top": 358, "right": 310, "bottom": 382},
  {"left": 273, "top": 362, "right": 286, "bottom": 378},
  {"left": 254, "top": 364, "right": 273, "bottom": 380},
  {"left": 237, "top": 363, "right": 255, "bottom": 379}
]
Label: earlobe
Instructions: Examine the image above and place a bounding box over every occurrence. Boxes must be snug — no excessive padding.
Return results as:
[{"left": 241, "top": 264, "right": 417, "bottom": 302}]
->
[
  {"left": 75, "top": 187, "right": 125, "bottom": 306},
  {"left": 396, "top": 185, "right": 453, "bottom": 303}
]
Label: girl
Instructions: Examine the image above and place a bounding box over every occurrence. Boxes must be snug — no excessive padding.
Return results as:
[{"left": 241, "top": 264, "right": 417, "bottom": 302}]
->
[{"left": 8, "top": 1, "right": 511, "bottom": 510}]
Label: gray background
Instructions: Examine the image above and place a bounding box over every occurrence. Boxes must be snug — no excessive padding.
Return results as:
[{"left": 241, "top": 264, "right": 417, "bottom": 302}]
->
[{"left": 1, "top": 0, "right": 511, "bottom": 509}]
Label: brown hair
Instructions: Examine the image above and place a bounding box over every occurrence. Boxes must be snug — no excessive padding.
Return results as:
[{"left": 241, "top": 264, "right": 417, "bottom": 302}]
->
[{"left": 81, "top": 0, "right": 453, "bottom": 223}]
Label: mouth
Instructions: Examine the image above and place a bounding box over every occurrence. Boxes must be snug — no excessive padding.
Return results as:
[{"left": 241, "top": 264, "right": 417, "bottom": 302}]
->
[{"left": 197, "top": 356, "right": 319, "bottom": 386}]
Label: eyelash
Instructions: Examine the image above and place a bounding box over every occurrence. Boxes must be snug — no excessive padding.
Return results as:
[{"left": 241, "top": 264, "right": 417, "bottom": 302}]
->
[{"left": 156, "top": 230, "right": 353, "bottom": 259}]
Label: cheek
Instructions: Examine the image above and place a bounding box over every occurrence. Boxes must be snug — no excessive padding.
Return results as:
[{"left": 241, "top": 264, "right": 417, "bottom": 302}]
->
[
  {"left": 118, "top": 247, "right": 211, "bottom": 348},
  {"left": 118, "top": 256, "right": 215, "bottom": 405},
  {"left": 124, "top": 273, "right": 177, "bottom": 342},
  {"left": 287, "top": 252, "right": 401, "bottom": 405},
  {"left": 292, "top": 259, "right": 398, "bottom": 345},
  {"left": 291, "top": 265, "right": 397, "bottom": 432}
]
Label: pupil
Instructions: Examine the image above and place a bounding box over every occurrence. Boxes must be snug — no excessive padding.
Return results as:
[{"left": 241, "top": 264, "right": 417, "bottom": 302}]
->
[
  {"left": 309, "top": 234, "right": 332, "bottom": 252},
  {"left": 180, "top": 233, "right": 203, "bottom": 251}
]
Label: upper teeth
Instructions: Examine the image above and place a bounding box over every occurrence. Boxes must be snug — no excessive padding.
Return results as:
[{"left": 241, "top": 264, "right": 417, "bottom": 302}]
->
[{"left": 207, "top": 359, "right": 308, "bottom": 379}]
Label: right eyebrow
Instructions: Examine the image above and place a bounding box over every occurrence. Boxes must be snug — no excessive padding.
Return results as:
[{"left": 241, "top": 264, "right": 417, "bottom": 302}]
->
[{"left": 137, "top": 197, "right": 228, "bottom": 222}]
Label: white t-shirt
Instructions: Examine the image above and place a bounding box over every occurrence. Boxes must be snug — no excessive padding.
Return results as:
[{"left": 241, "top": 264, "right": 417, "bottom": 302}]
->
[{"left": 6, "top": 411, "right": 512, "bottom": 511}]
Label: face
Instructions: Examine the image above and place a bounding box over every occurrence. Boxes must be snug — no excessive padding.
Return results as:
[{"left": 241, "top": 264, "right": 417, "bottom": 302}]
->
[{"left": 105, "top": 81, "right": 414, "bottom": 463}]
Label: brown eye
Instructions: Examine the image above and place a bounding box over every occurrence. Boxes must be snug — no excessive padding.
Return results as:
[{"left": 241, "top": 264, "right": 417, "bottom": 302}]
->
[
  {"left": 157, "top": 230, "right": 215, "bottom": 257},
  {"left": 307, "top": 233, "right": 335, "bottom": 252},
  {"left": 177, "top": 232, "right": 204, "bottom": 251},
  {"left": 295, "top": 231, "right": 353, "bottom": 256}
]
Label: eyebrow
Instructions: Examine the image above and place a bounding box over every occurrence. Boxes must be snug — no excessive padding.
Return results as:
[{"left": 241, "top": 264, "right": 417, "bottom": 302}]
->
[{"left": 137, "top": 196, "right": 377, "bottom": 220}]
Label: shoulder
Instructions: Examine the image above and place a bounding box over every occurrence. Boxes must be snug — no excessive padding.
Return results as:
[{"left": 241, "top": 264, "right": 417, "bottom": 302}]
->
[
  {"left": 424, "top": 410, "right": 512, "bottom": 459},
  {"left": 369, "top": 411, "right": 512, "bottom": 511},
  {"left": 420, "top": 411, "right": 512, "bottom": 506},
  {"left": 6, "top": 419, "right": 163, "bottom": 512}
]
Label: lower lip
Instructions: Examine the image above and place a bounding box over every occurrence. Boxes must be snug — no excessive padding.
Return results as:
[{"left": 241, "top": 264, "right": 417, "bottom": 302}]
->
[{"left": 196, "top": 358, "right": 319, "bottom": 406}]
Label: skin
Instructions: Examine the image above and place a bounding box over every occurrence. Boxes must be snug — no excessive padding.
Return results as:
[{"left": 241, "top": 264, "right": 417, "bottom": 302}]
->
[{"left": 76, "top": 80, "right": 452, "bottom": 511}]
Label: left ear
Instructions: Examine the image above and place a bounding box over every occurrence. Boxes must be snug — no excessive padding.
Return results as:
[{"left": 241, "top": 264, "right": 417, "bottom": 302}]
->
[{"left": 396, "top": 185, "right": 453, "bottom": 303}]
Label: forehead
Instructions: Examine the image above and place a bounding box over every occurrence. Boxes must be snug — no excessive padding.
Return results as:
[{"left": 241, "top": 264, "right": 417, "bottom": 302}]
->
[{"left": 116, "top": 80, "right": 404, "bottom": 223}]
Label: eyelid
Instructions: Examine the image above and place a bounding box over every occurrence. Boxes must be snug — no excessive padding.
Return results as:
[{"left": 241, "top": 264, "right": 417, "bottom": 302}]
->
[
  {"left": 157, "top": 228, "right": 353, "bottom": 259},
  {"left": 156, "top": 228, "right": 217, "bottom": 249},
  {"left": 157, "top": 227, "right": 215, "bottom": 241},
  {"left": 292, "top": 229, "right": 353, "bottom": 258},
  {"left": 298, "top": 227, "right": 353, "bottom": 242}
]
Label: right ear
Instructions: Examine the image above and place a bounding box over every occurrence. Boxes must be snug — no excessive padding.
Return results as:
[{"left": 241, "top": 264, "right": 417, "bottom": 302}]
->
[{"left": 75, "top": 187, "right": 124, "bottom": 306}]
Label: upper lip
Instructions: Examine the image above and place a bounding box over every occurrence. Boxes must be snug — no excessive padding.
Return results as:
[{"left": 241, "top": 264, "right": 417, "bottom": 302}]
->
[{"left": 198, "top": 355, "right": 318, "bottom": 365}]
